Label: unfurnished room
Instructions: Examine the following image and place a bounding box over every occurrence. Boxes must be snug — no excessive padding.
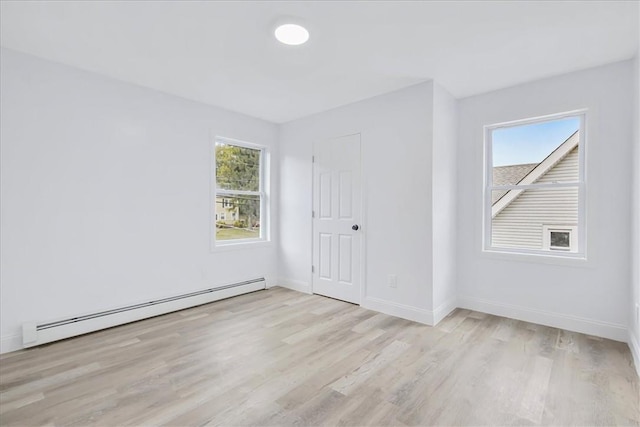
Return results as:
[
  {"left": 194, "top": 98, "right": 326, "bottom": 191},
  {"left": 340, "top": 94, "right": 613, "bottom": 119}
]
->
[{"left": 0, "top": 1, "right": 639, "bottom": 426}]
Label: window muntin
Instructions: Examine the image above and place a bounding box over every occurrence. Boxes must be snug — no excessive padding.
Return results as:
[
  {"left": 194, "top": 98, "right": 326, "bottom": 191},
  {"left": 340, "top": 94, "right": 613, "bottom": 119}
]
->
[
  {"left": 484, "top": 112, "right": 586, "bottom": 257},
  {"left": 214, "top": 138, "right": 266, "bottom": 245}
]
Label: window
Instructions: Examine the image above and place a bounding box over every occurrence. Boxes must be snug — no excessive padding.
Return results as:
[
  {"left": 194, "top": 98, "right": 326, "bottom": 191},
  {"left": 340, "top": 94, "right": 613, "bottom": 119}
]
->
[
  {"left": 543, "top": 225, "right": 577, "bottom": 252},
  {"left": 213, "top": 137, "right": 266, "bottom": 245},
  {"left": 484, "top": 112, "right": 586, "bottom": 257},
  {"left": 550, "top": 231, "right": 570, "bottom": 249}
]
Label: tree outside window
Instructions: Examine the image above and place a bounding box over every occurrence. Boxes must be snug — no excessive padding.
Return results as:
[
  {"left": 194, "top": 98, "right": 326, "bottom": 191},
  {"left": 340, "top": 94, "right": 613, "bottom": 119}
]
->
[{"left": 214, "top": 139, "right": 265, "bottom": 243}]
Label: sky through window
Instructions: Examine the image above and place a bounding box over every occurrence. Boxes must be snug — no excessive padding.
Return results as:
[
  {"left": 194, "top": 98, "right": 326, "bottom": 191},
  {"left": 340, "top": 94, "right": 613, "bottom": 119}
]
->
[{"left": 492, "top": 116, "right": 580, "bottom": 167}]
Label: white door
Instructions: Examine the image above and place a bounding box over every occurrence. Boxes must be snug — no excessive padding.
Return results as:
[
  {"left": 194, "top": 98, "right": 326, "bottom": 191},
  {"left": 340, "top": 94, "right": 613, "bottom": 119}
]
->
[{"left": 312, "top": 134, "right": 362, "bottom": 304}]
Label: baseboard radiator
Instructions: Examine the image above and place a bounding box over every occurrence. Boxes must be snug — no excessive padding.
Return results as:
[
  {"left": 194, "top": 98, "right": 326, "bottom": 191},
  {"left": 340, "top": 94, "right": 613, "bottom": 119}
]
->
[{"left": 22, "top": 278, "right": 266, "bottom": 349}]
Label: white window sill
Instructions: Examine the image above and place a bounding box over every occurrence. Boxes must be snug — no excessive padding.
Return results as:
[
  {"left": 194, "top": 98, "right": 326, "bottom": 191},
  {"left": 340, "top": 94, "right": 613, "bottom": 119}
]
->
[
  {"left": 481, "top": 248, "right": 590, "bottom": 267},
  {"left": 211, "top": 240, "right": 272, "bottom": 253}
]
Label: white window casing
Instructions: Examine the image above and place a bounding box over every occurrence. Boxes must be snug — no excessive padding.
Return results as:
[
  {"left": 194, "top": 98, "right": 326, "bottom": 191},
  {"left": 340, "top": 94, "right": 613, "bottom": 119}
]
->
[
  {"left": 483, "top": 110, "right": 587, "bottom": 259},
  {"left": 211, "top": 136, "right": 269, "bottom": 248}
]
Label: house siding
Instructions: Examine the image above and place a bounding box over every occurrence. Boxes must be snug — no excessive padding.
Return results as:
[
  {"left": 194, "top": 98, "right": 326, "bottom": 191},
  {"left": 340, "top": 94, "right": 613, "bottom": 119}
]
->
[
  {"left": 492, "top": 147, "right": 579, "bottom": 250},
  {"left": 215, "top": 197, "right": 240, "bottom": 225}
]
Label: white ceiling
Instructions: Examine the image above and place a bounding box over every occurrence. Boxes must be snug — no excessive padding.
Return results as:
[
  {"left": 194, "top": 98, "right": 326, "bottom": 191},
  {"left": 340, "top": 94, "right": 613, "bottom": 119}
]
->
[{"left": 1, "top": 1, "right": 638, "bottom": 123}]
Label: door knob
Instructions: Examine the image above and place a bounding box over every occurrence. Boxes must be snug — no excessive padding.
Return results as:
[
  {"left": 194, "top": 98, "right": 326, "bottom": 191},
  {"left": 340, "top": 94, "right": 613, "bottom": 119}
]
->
[{"left": 352, "top": 224, "right": 360, "bottom": 231}]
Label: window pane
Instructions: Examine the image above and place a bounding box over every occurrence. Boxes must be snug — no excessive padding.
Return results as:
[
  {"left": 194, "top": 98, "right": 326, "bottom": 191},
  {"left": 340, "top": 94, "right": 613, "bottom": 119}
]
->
[
  {"left": 215, "top": 195, "right": 260, "bottom": 241},
  {"left": 492, "top": 116, "right": 580, "bottom": 186},
  {"left": 550, "top": 231, "right": 570, "bottom": 248},
  {"left": 491, "top": 187, "right": 578, "bottom": 252},
  {"left": 215, "top": 142, "right": 260, "bottom": 192}
]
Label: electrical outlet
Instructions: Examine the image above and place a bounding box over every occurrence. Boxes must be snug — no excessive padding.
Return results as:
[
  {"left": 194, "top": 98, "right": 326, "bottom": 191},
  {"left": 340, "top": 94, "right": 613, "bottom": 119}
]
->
[{"left": 388, "top": 274, "right": 397, "bottom": 288}]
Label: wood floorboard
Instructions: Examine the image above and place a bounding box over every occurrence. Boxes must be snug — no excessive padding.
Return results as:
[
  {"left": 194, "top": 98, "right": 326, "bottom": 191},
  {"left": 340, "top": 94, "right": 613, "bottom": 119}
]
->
[{"left": 0, "top": 286, "right": 638, "bottom": 426}]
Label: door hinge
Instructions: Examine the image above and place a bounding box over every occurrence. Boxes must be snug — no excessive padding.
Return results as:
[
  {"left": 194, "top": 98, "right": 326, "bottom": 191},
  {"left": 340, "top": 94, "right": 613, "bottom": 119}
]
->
[
  {"left": 312, "top": 156, "right": 315, "bottom": 163},
  {"left": 312, "top": 265, "right": 315, "bottom": 273},
  {"left": 312, "top": 210, "right": 315, "bottom": 218}
]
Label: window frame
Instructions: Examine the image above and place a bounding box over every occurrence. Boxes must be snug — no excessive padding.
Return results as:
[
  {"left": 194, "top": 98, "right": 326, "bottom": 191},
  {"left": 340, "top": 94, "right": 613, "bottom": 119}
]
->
[
  {"left": 542, "top": 225, "right": 578, "bottom": 252},
  {"left": 483, "top": 110, "right": 587, "bottom": 259},
  {"left": 211, "top": 136, "right": 269, "bottom": 249}
]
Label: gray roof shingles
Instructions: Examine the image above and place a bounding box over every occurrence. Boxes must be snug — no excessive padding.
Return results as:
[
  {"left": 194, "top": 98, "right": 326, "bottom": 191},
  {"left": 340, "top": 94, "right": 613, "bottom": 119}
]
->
[{"left": 491, "top": 163, "right": 537, "bottom": 204}]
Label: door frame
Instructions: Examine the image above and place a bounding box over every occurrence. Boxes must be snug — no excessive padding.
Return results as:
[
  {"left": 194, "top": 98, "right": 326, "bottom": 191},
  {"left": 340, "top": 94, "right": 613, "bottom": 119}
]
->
[{"left": 310, "top": 133, "right": 366, "bottom": 305}]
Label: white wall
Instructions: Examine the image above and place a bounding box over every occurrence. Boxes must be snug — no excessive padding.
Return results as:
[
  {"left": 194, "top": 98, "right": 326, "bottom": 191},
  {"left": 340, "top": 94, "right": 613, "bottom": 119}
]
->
[
  {"left": 431, "top": 83, "right": 458, "bottom": 321},
  {"left": 3, "top": 46, "right": 635, "bottom": 358},
  {"left": 279, "top": 82, "right": 438, "bottom": 323},
  {"left": 456, "top": 61, "right": 634, "bottom": 341},
  {"left": 630, "top": 50, "right": 640, "bottom": 371},
  {"left": 0, "top": 48, "right": 279, "bottom": 353}
]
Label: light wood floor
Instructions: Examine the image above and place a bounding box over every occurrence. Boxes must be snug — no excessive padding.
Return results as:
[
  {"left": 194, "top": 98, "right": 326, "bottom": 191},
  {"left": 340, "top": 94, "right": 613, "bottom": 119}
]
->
[{"left": 1, "top": 287, "right": 638, "bottom": 426}]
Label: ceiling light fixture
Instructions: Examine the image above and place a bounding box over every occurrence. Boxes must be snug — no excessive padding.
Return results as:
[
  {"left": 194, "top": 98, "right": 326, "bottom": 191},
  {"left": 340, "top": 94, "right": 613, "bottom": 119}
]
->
[{"left": 274, "top": 24, "right": 309, "bottom": 46}]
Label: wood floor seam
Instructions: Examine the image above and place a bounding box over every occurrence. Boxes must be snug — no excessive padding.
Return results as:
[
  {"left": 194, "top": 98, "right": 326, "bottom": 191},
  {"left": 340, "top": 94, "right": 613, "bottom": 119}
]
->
[{"left": 0, "top": 287, "right": 638, "bottom": 426}]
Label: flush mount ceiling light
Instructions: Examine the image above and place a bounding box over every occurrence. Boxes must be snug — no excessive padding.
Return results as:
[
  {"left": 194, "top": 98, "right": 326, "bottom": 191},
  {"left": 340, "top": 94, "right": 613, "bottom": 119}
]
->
[{"left": 274, "top": 24, "right": 309, "bottom": 46}]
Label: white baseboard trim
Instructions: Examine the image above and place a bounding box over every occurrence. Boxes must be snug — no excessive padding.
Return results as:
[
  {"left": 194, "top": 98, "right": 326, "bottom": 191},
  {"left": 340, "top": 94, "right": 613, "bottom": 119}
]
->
[
  {"left": 362, "top": 297, "right": 434, "bottom": 326},
  {"left": 0, "top": 333, "right": 22, "bottom": 355},
  {"left": 458, "top": 295, "right": 628, "bottom": 342},
  {"left": 432, "top": 297, "right": 458, "bottom": 325},
  {"left": 277, "top": 278, "right": 312, "bottom": 294},
  {"left": 629, "top": 330, "right": 640, "bottom": 378}
]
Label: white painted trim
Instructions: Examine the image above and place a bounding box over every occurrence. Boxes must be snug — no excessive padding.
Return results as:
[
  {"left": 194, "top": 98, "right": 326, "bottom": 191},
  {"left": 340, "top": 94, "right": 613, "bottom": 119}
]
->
[
  {"left": 214, "top": 135, "right": 266, "bottom": 151},
  {"left": 1, "top": 333, "right": 22, "bottom": 355},
  {"left": 210, "top": 134, "right": 269, "bottom": 251},
  {"left": 362, "top": 297, "right": 434, "bottom": 326},
  {"left": 309, "top": 152, "right": 315, "bottom": 296},
  {"left": 458, "top": 295, "right": 627, "bottom": 342},
  {"left": 277, "top": 278, "right": 312, "bottom": 294},
  {"left": 210, "top": 240, "right": 273, "bottom": 252},
  {"left": 487, "top": 109, "right": 590, "bottom": 130},
  {"left": 480, "top": 248, "right": 590, "bottom": 266},
  {"left": 484, "top": 112, "right": 588, "bottom": 260},
  {"left": 358, "top": 134, "right": 367, "bottom": 308},
  {"left": 432, "top": 297, "right": 458, "bottom": 325},
  {"left": 629, "top": 330, "right": 640, "bottom": 378}
]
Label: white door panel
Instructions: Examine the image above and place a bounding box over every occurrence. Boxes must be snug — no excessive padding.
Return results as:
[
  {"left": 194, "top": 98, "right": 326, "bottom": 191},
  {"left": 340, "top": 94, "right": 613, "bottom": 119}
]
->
[{"left": 313, "top": 134, "right": 361, "bottom": 304}]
